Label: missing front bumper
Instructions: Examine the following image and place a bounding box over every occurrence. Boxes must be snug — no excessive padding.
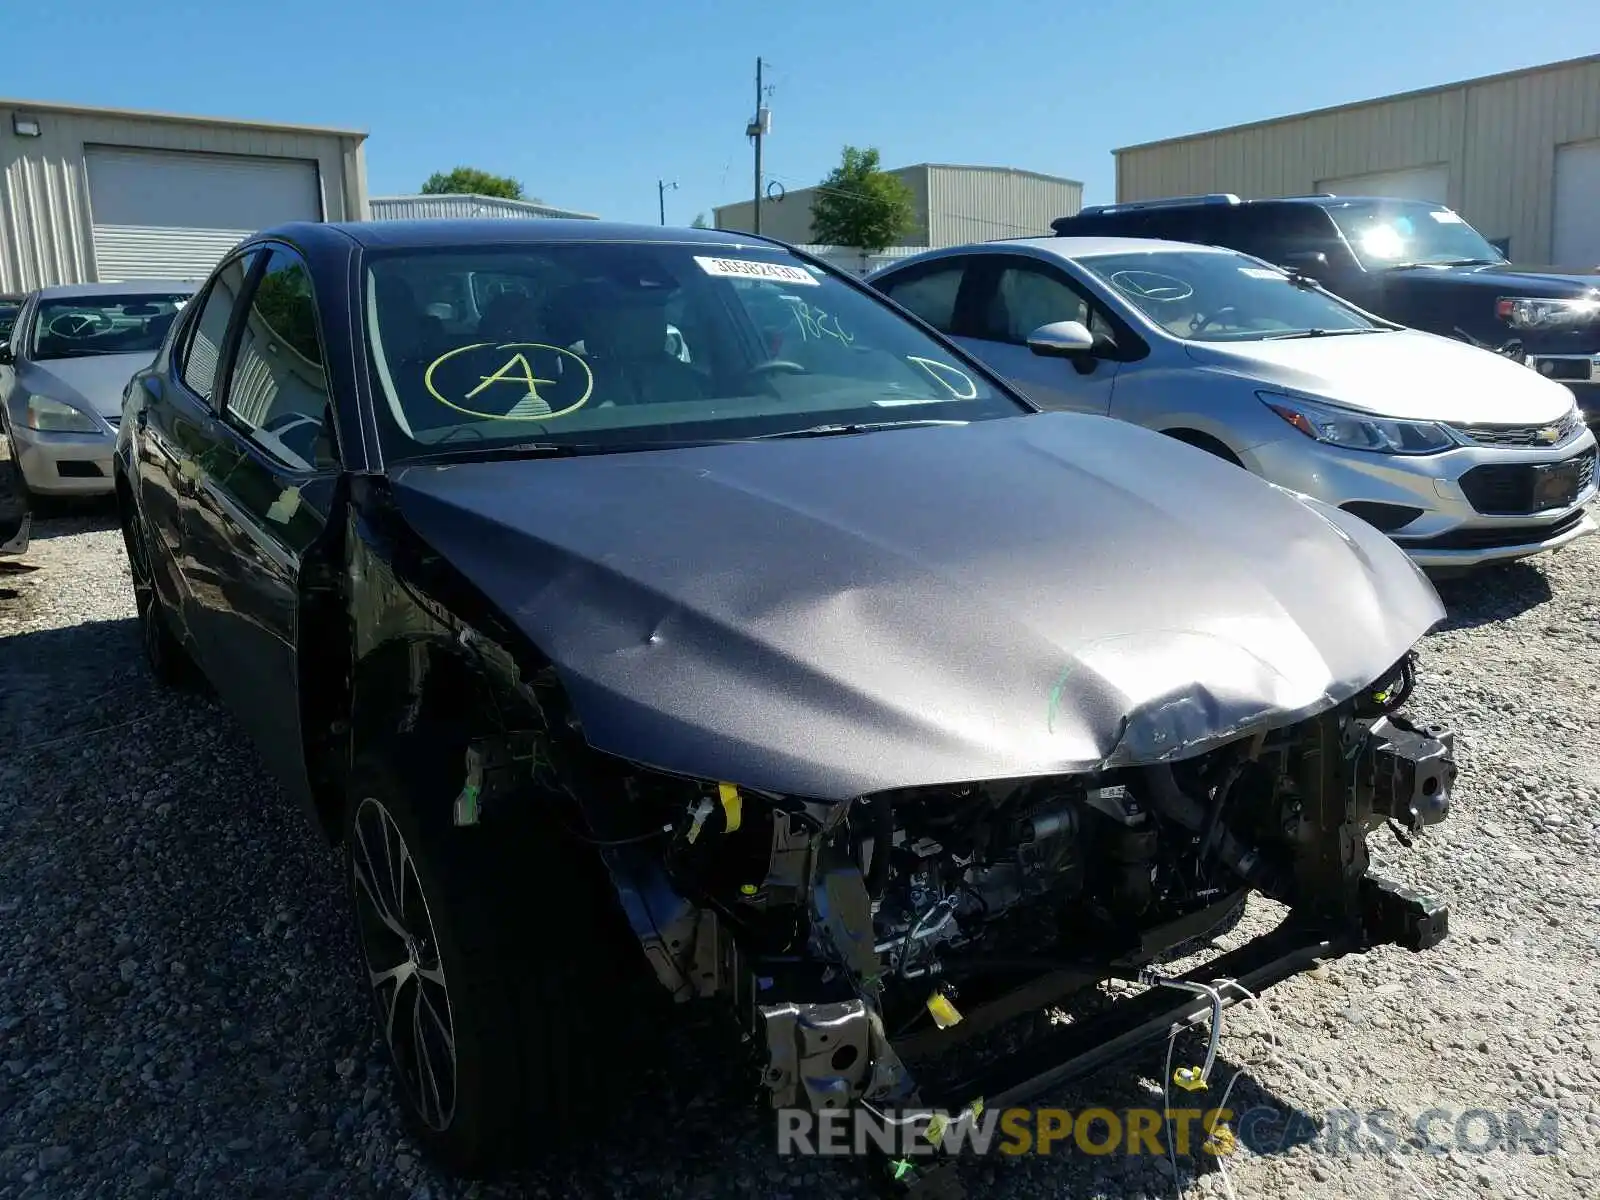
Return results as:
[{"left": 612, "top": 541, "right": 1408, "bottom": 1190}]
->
[{"left": 924, "top": 873, "right": 1446, "bottom": 1114}]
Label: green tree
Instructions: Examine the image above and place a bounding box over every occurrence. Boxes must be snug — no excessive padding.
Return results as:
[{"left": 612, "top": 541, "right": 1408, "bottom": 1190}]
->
[
  {"left": 420, "top": 166, "right": 530, "bottom": 201},
  {"left": 690, "top": 212, "right": 710, "bottom": 229},
  {"left": 809, "top": 146, "right": 917, "bottom": 254}
]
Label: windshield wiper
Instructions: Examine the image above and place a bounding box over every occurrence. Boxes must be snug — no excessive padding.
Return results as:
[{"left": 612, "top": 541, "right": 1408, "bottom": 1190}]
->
[
  {"left": 747, "top": 418, "right": 970, "bottom": 440},
  {"left": 1261, "top": 327, "right": 1383, "bottom": 340},
  {"left": 1386, "top": 257, "right": 1502, "bottom": 270},
  {"left": 402, "top": 436, "right": 754, "bottom": 465},
  {"left": 403, "top": 441, "right": 618, "bottom": 464}
]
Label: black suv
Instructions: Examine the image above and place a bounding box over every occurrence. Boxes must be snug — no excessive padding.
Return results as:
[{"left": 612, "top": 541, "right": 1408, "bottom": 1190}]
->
[{"left": 1050, "top": 194, "right": 1600, "bottom": 420}]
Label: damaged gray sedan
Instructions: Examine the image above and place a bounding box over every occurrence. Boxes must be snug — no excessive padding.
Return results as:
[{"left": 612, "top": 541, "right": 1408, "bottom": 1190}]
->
[{"left": 113, "top": 219, "right": 1456, "bottom": 1196}]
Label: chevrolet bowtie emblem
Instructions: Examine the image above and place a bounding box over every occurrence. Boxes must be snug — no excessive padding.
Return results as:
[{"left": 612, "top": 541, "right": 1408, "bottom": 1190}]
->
[{"left": 1536, "top": 426, "right": 1560, "bottom": 443}]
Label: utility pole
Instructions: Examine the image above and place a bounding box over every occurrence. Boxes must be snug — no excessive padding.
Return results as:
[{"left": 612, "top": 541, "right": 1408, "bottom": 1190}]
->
[
  {"left": 753, "top": 58, "right": 764, "bottom": 235},
  {"left": 746, "top": 57, "right": 771, "bottom": 235},
  {"left": 657, "top": 178, "right": 678, "bottom": 225}
]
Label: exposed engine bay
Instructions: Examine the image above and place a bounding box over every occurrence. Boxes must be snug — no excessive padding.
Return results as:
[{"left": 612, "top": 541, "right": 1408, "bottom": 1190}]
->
[{"left": 482, "top": 651, "right": 1455, "bottom": 1192}]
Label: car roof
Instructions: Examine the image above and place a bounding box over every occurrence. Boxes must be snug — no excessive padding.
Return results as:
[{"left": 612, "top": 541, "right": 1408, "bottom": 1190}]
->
[
  {"left": 1061, "top": 194, "right": 1445, "bottom": 219},
  {"left": 871, "top": 235, "right": 1240, "bottom": 276},
  {"left": 35, "top": 280, "right": 198, "bottom": 299},
  {"left": 999, "top": 235, "right": 1237, "bottom": 259},
  {"left": 257, "top": 218, "right": 801, "bottom": 254}
]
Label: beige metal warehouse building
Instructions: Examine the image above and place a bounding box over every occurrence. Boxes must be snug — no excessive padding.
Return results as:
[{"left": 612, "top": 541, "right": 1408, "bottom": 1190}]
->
[
  {"left": 714, "top": 163, "right": 1083, "bottom": 252},
  {"left": 1113, "top": 54, "right": 1600, "bottom": 265},
  {"left": 0, "top": 98, "right": 369, "bottom": 292}
]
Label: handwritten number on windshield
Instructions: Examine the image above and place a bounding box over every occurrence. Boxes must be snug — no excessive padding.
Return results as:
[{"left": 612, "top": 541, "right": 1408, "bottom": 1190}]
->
[{"left": 787, "top": 299, "right": 855, "bottom": 347}]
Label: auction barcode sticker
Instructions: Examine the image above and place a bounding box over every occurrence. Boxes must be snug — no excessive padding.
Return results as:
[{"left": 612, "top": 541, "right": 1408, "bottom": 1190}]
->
[{"left": 694, "top": 256, "right": 821, "bottom": 285}]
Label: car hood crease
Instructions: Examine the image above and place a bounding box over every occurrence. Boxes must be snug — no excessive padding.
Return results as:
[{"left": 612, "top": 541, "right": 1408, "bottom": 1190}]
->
[{"left": 388, "top": 413, "right": 1445, "bottom": 800}]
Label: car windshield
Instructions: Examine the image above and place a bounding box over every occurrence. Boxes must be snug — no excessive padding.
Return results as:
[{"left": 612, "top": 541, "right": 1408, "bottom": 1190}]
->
[
  {"left": 1077, "top": 249, "right": 1386, "bottom": 342},
  {"left": 363, "top": 241, "right": 1022, "bottom": 459},
  {"left": 1324, "top": 201, "right": 1508, "bottom": 270},
  {"left": 31, "top": 293, "right": 191, "bottom": 360}
]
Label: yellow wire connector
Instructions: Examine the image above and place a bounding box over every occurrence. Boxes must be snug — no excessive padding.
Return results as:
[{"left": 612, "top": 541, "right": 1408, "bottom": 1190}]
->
[
  {"left": 1204, "top": 1120, "right": 1237, "bottom": 1157},
  {"left": 717, "top": 782, "right": 743, "bottom": 832},
  {"left": 1173, "top": 1065, "right": 1208, "bottom": 1091},
  {"left": 926, "top": 989, "right": 963, "bottom": 1029}
]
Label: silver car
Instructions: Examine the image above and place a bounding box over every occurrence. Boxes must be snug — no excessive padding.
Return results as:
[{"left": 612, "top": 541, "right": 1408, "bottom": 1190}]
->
[
  {"left": 868, "top": 237, "right": 1598, "bottom": 570},
  {"left": 1, "top": 281, "right": 196, "bottom": 499}
]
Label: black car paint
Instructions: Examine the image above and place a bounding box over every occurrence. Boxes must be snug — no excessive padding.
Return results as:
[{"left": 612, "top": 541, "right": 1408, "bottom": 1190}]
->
[
  {"left": 117, "top": 231, "right": 370, "bottom": 832},
  {"left": 1049, "top": 198, "right": 1600, "bottom": 413},
  {"left": 114, "top": 218, "right": 1443, "bottom": 837},
  {"left": 111, "top": 220, "right": 1038, "bottom": 839}
]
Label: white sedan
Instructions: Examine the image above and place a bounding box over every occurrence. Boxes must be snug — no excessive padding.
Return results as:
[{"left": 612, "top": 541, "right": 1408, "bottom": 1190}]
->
[{"left": 867, "top": 236, "right": 1597, "bottom": 570}]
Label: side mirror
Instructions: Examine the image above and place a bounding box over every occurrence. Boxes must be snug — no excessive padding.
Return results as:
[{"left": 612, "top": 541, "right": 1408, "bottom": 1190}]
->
[
  {"left": 0, "top": 345, "right": 12, "bottom": 366},
  {"left": 1026, "top": 320, "right": 1096, "bottom": 358}
]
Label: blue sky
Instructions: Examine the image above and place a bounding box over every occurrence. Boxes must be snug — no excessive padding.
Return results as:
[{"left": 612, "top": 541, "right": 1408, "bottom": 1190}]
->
[{"left": 6, "top": 0, "right": 1595, "bottom": 230}]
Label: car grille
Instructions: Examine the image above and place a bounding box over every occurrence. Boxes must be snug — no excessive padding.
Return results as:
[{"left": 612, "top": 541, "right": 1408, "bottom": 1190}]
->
[
  {"left": 1458, "top": 447, "right": 1597, "bottom": 515},
  {"left": 1452, "top": 408, "right": 1583, "bottom": 448}
]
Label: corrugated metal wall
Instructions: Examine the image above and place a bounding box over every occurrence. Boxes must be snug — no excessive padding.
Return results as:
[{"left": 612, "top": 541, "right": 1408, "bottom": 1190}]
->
[
  {"left": 0, "top": 104, "right": 367, "bottom": 292},
  {"left": 368, "top": 195, "right": 599, "bottom": 221},
  {"left": 925, "top": 166, "right": 1082, "bottom": 243},
  {"left": 1113, "top": 55, "right": 1600, "bottom": 262},
  {"left": 714, "top": 165, "right": 1082, "bottom": 248}
]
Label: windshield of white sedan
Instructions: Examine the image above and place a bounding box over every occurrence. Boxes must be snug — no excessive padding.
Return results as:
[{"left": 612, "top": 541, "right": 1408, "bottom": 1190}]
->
[
  {"left": 1325, "top": 201, "right": 1507, "bottom": 270},
  {"left": 31, "top": 294, "right": 190, "bottom": 360},
  {"left": 1080, "top": 250, "right": 1384, "bottom": 342},
  {"left": 364, "top": 243, "right": 1019, "bottom": 455}
]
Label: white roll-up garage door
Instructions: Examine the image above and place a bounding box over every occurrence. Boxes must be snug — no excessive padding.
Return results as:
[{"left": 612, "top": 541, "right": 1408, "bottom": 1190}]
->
[
  {"left": 85, "top": 147, "right": 323, "bottom": 282},
  {"left": 1314, "top": 164, "right": 1450, "bottom": 204},
  {"left": 1553, "top": 140, "right": 1600, "bottom": 267}
]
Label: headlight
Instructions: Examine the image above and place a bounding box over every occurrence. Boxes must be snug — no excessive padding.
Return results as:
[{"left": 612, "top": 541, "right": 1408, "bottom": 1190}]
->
[
  {"left": 1495, "top": 296, "right": 1600, "bottom": 331},
  {"left": 1259, "top": 392, "right": 1456, "bottom": 455},
  {"left": 23, "top": 394, "right": 100, "bottom": 433}
]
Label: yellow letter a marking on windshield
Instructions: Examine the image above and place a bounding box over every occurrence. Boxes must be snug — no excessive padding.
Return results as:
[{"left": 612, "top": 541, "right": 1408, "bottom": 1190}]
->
[{"left": 465, "top": 352, "right": 556, "bottom": 402}]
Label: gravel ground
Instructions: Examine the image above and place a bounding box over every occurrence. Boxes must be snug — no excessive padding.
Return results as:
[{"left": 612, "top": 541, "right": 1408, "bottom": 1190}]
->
[{"left": 4, "top": 482, "right": 1600, "bottom": 1199}]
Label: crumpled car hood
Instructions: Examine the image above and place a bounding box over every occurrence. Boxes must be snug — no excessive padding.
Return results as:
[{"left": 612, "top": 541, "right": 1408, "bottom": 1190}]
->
[{"left": 388, "top": 412, "right": 1446, "bottom": 800}]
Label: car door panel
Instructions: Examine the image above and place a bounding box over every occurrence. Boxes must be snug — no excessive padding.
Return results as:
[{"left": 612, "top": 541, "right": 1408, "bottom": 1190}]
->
[
  {"left": 177, "top": 245, "right": 338, "bottom": 807},
  {"left": 132, "top": 254, "right": 259, "bottom": 634}
]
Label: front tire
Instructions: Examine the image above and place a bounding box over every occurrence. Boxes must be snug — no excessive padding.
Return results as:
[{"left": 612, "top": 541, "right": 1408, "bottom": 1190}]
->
[{"left": 343, "top": 739, "right": 643, "bottom": 1177}]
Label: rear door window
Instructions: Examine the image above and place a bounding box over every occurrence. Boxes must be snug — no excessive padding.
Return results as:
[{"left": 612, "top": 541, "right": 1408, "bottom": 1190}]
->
[
  {"left": 180, "top": 253, "right": 259, "bottom": 403},
  {"left": 874, "top": 259, "right": 970, "bottom": 334}
]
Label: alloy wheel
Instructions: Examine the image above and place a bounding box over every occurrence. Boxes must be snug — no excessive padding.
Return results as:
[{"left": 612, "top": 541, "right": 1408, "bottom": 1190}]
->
[{"left": 350, "top": 796, "right": 459, "bottom": 1131}]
